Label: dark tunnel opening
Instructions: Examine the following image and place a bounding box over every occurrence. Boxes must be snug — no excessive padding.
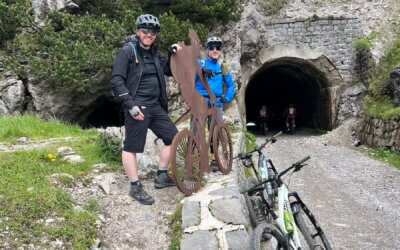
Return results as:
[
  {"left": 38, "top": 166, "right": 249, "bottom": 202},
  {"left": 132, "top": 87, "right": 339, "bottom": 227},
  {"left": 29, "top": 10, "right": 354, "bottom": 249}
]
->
[
  {"left": 245, "top": 58, "right": 331, "bottom": 133},
  {"left": 83, "top": 97, "right": 124, "bottom": 128}
]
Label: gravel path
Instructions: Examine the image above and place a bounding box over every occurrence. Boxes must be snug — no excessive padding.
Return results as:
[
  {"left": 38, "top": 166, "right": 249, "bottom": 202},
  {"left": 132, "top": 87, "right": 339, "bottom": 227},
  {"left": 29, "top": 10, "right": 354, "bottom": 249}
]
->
[
  {"left": 258, "top": 128, "right": 400, "bottom": 249},
  {"left": 69, "top": 172, "right": 183, "bottom": 250}
]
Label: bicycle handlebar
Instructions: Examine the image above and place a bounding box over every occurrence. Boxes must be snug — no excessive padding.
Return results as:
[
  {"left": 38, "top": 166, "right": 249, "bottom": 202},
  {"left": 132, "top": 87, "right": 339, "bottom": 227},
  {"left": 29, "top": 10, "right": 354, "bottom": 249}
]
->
[
  {"left": 240, "top": 155, "right": 311, "bottom": 194},
  {"left": 294, "top": 155, "right": 311, "bottom": 165},
  {"left": 234, "top": 131, "right": 282, "bottom": 160}
]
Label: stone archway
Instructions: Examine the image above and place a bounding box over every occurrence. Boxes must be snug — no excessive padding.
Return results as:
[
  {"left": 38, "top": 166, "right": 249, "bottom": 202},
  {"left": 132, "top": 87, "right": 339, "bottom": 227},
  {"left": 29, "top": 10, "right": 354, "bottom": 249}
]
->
[{"left": 238, "top": 44, "right": 344, "bottom": 131}]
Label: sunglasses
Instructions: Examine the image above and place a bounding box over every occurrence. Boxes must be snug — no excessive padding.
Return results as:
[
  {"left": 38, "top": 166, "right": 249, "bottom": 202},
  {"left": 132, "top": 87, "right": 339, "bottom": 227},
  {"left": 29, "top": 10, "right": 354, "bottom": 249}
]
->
[
  {"left": 140, "top": 28, "right": 157, "bottom": 36},
  {"left": 208, "top": 45, "right": 221, "bottom": 51}
]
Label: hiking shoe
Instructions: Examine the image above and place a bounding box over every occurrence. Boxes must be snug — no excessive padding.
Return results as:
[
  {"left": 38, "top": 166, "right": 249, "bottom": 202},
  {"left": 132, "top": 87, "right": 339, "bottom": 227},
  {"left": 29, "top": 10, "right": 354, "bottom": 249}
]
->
[
  {"left": 210, "top": 159, "right": 219, "bottom": 172},
  {"left": 154, "top": 172, "right": 175, "bottom": 189},
  {"left": 129, "top": 181, "right": 154, "bottom": 205}
]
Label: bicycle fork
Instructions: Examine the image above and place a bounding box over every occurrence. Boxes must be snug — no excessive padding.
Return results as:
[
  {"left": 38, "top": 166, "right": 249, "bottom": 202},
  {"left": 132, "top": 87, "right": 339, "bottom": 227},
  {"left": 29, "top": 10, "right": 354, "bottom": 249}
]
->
[{"left": 289, "top": 192, "right": 333, "bottom": 250}]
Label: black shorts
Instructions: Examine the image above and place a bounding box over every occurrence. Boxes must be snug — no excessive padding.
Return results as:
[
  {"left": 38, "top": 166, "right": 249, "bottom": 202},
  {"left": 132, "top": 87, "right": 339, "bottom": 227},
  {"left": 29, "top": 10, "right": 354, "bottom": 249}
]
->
[{"left": 123, "top": 105, "right": 178, "bottom": 153}]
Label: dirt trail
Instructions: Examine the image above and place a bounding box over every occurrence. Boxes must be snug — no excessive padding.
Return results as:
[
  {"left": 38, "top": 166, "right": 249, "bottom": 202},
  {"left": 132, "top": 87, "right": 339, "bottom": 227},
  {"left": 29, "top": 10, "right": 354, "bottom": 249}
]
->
[{"left": 257, "top": 129, "right": 400, "bottom": 249}]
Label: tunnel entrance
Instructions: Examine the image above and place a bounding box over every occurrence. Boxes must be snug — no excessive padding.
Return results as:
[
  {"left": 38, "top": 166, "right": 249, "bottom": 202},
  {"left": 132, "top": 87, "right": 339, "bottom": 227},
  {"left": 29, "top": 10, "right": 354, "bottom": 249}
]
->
[
  {"left": 245, "top": 57, "right": 332, "bottom": 132},
  {"left": 82, "top": 97, "right": 123, "bottom": 128}
]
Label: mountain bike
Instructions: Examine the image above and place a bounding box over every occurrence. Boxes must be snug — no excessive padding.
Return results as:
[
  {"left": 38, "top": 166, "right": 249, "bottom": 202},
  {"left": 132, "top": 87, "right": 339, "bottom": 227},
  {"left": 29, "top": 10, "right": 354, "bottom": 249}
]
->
[{"left": 236, "top": 132, "right": 332, "bottom": 250}]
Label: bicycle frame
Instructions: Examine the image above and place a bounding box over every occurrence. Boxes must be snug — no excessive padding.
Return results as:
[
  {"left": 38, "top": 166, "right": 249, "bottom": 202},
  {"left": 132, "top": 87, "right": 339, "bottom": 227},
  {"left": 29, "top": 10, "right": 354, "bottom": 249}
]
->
[
  {"left": 275, "top": 185, "right": 302, "bottom": 248},
  {"left": 257, "top": 155, "right": 302, "bottom": 249}
]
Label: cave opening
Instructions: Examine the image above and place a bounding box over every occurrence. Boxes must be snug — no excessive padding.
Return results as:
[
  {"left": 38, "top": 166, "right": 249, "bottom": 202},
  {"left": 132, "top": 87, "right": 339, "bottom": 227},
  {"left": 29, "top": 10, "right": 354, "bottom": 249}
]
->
[{"left": 83, "top": 97, "right": 123, "bottom": 128}]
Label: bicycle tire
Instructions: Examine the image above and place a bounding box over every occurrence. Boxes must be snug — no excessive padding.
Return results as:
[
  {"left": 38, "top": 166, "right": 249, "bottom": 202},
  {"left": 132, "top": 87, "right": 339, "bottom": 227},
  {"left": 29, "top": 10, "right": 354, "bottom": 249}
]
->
[
  {"left": 289, "top": 119, "right": 294, "bottom": 134},
  {"left": 292, "top": 203, "right": 318, "bottom": 249},
  {"left": 263, "top": 122, "right": 268, "bottom": 135},
  {"left": 243, "top": 177, "right": 265, "bottom": 227},
  {"left": 170, "top": 129, "right": 202, "bottom": 195},
  {"left": 250, "top": 222, "right": 287, "bottom": 250},
  {"left": 212, "top": 124, "right": 233, "bottom": 174}
]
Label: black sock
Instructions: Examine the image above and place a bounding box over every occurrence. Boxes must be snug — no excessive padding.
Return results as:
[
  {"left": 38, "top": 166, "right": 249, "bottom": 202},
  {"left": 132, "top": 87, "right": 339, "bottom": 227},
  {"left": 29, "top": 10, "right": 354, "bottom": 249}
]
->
[
  {"left": 157, "top": 169, "right": 168, "bottom": 176},
  {"left": 130, "top": 180, "right": 140, "bottom": 185}
]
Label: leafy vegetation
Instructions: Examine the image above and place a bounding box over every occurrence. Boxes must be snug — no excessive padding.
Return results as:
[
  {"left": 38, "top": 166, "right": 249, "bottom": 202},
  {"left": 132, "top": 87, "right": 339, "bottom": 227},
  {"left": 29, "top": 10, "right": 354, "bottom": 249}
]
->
[
  {"left": 364, "top": 97, "right": 400, "bottom": 120},
  {"left": 245, "top": 131, "right": 256, "bottom": 151},
  {"left": 0, "top": 115, "right": 121, "bottom": 248},
  {"left": 1, "top": 0, "right": 242, "bottom": 93},
  {"left": 168, "top": 202, "right": 183, "bottom": 250},
  {"left": 365, "top": 147, "right": 400, "bottom": 169},
  {"left": 259, "top": 0, "right": 288, "bottom": 16},
  {"left": 361, "top": 29, "right": 400, "bottom": 120},
  {"left": 353, "top": 32, "right": 378, "bottom": 52},
  {"left": 0, "top": 0, "right": 32, "bottom": 48}
]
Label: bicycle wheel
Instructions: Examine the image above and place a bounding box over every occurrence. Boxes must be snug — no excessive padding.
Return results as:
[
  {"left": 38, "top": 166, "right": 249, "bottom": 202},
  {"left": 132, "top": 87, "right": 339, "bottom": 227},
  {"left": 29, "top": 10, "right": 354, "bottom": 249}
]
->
[
  {"left": 212, "top": 124, "right": 233, "bottom": 174},
  {"left": 291, "top": 203, "right": 319, "bottom": 249},
  {"left": 289, "top": 119, "right": 294, "bottom": 134},
  {"left": 170, "top": 129, "right": 202, "bottom": 195},
  {"left": 250, "top": 222, "right": 287, "bottom": 250},
  {"left": 242, "top": 177, "right": 268, "bottom": 227},
  {"left": 262, "top": 121, "right": 268, "bottom": 135}
]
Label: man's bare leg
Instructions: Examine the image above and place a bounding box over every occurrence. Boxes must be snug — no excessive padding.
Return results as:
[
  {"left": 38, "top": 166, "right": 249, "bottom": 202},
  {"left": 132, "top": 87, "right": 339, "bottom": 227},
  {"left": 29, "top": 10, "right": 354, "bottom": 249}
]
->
[{"left": 122, "top": 151, "right": 138, "bottom": 181}]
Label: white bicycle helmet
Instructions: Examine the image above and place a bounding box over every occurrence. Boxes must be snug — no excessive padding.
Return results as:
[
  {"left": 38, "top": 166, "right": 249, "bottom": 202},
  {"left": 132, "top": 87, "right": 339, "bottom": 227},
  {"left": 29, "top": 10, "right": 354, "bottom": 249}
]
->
[
  {"left": 205, "top": 36, "right": 223, "bottom": 47},
  {"left": 135, "top": 14, "right": 160, "bottom": 31}
]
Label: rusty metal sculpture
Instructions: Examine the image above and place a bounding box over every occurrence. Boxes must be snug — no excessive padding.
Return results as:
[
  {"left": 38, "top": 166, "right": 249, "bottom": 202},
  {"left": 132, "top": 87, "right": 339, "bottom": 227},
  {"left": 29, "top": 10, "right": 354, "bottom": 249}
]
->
[{"left": 169, "top": 30, "right": 233, "bottom": 195}]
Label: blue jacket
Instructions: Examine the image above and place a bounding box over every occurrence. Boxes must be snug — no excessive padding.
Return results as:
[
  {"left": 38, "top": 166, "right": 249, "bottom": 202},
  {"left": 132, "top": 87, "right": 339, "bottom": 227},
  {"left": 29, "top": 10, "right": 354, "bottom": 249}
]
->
[{"left": 195, "top": 57, "right": 235, "bottom": 107}]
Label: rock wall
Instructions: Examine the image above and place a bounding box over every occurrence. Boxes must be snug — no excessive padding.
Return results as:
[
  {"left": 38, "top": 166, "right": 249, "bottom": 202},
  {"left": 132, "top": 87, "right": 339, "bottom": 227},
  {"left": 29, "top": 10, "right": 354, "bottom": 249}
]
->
[
  {"left": 0, "top": 70, "right": 26, "bottom": 115},
  {"left": 359, "top": 118, "right": 400, "bottom": 152}
]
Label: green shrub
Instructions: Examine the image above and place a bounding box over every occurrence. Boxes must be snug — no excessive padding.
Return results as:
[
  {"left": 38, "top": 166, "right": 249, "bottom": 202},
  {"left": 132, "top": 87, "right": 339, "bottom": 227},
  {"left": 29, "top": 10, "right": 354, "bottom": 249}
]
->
[
  {"left": 97, "top": 132, "right": 122, "bottom": 163},
  {"left": 0, "top": 0, "right": 32, "bottom": 48},
  {"left": 2, "top": 0, "right": 243, "bottom": 93},
  {"left": 353, "top": 32, "right": 378, "bottom": 52},
  {"left": 139, "top": 0, "right": 243, "bottom": 26},
  {"left": 158, "top": 11, "right": 208, "bottom": 51},
  {"left": 260, "top": 0, "right": 288, "bottom": 16}
]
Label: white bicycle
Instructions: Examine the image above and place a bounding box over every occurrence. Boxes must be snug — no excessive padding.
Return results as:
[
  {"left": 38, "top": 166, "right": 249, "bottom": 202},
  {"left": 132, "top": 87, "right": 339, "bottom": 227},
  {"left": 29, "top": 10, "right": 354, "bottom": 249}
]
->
[{"left": 236, "top": 132, "right": 332, "bottom": 250}]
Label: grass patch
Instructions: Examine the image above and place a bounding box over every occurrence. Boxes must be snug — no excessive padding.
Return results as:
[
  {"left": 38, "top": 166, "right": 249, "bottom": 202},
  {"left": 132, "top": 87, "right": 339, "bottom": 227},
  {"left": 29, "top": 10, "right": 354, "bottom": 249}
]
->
[
  {"left": 0, "top": 115, "right": 122, "bottom": 248},
  {"left": 365, "top": 147, "right": 400, "bottom": 169},
  {"left": 168, "top": 202, "right": 183, "bottom": 250},
  {"left": 364, "top": 97, "right": 400, "bottom": 120},
  {"left": 0, "top": 114, "right": 96, "bottom": 142},
  {"left": 0, "top": 148, "right": 98, "bottom": 248}
]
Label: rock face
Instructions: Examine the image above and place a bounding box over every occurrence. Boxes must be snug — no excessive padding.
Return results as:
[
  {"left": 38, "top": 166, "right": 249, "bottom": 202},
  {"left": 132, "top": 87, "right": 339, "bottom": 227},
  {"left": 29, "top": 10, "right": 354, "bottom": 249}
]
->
[
  {"left": 0, "top": 70, "right": 26, "bottom": 115},
  {"left": 26, "top": 76, "right": 111, "bottom": 122},
  {"left": 32, "top": 0, "right": 79, "bottom": 25},
  {"left": 387, "top": 66, "right": 400, "bottom": 106},
  {"left": 337, "top": 83, "right": 367, "bottom": 123},
  {"left": 359, "top": 118, "right": 400, "bottom": 152}
]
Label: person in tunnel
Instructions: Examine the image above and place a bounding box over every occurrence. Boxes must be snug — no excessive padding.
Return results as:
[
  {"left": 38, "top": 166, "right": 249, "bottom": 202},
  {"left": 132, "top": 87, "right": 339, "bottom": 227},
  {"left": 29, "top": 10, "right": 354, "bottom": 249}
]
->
[
  {"left": 194, "top": 36, "right": 235, "bottom": 171},
  {"left": 283, "top": 103, "right": 297, "bottom": 133},
  {"left": 111, "top": 14, "right": 181, "bottom": 205},
  {"left": 259, "top": 105, "right": 269, "bottom": 135}
]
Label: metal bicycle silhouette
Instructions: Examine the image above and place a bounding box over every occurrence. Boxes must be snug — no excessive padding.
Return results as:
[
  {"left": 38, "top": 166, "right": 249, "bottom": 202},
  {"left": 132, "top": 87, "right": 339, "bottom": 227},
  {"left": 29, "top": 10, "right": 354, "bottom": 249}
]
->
[{"left": 169, "top": 30, "right": 233, "bottom": 195}]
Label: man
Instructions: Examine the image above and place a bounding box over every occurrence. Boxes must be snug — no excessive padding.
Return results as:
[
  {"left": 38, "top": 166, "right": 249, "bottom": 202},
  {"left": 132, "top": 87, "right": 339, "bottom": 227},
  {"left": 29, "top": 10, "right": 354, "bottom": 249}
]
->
[
  {"left": 259, "top": 105, "right": 268, "bottom": 135},
  {"left": 194, "top": 36, "right": 235, "bottom": 170},
  {"left": 111, "top": 14, "right": 179, "bottom": 205},
  {"left": 283, "top": 104, "right": 297, "bottom": 133}
]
